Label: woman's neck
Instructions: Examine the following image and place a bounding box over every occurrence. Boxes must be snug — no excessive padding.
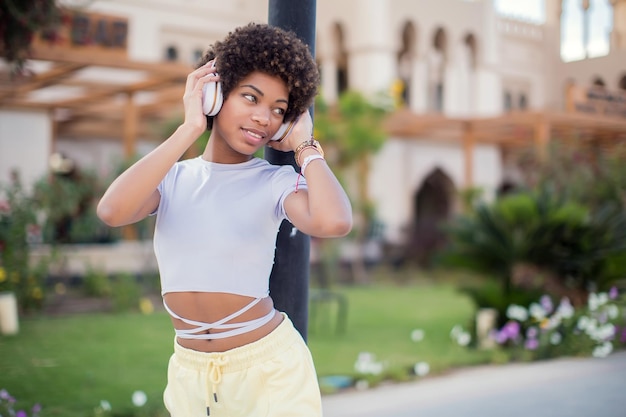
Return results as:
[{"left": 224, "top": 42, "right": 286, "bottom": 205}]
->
[{"left": 202, "top": 135, "right": 252, "bottom": 164}]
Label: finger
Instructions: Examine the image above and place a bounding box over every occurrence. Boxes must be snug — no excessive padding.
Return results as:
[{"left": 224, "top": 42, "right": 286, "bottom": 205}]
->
[
  {"left": 194, "top": 73, "right": 220, "bottom": 95},
  {"left": 185, "top": 62, "right": 218, "bottom": 91}
]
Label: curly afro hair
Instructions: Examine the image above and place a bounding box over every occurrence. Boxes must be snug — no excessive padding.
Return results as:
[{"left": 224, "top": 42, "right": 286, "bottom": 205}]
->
[{"left": 197, "top": 23, "right": 320, "bottom": 130}]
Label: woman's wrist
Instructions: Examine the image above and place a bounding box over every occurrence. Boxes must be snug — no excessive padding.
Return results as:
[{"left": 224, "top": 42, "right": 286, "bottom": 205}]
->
[
  {"left": 294, "top": 137, "right": 324, "bottom": 166},
  {"left": 179, "top": 121, "right": 206, "bottom": 139},
  {"left": 300, "top": 154, "right": 325, "bottom": 176}
]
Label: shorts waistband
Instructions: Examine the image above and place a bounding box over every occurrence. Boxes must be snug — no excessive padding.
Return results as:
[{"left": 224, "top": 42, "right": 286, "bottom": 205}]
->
[{"left": 173, "top": 312, "right": 298, "bottom": 373}]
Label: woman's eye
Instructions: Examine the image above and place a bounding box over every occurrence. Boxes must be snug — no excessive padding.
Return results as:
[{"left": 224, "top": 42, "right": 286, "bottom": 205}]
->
[
  {"left": 243, "top": 93, "right": 257, "bottom": 103},
  {"left": 273, "top": 108, "right": 286, "bottom": 116}
]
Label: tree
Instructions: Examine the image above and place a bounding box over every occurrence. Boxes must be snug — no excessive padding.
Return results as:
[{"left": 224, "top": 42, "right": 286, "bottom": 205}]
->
[
  {"left": 0, "top": 0, "right": 62, "bottom": 73},
  {"left": 314, "top": 91, "right": 389, "bottom": 282}
]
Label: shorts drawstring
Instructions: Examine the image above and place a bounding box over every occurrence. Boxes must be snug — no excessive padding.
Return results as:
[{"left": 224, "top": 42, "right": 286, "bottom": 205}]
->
[{"left": 206, "top": 356, "right": 228, "bottom": 416}]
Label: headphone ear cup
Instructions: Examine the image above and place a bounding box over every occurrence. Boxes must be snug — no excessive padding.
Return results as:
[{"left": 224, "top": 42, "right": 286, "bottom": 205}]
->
[
  {"left": 202, "top": 78, "right": 223, "bottom": 116},
  {"left": 270, "top": 115, "right": 299, "bottom": 141}
]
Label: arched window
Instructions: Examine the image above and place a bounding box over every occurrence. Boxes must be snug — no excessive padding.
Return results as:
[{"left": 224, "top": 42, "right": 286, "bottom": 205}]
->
[
  {"left": 397, "top": 21, "right": 417, "bottom": 106},
  {"left": 504, "top": 91, "right": 513, "bottom": 111},
  {"left": 192, "top": 48, "right": 203, "bottom": 64},
  {"left": 333, "top": 23, "right": 349, "bottom": 95},
  {"left": 519, "top": 93, "right": 528, "bottom": 110},
  {"left": 463, "top": 33, "right": 477, "bottom": 70},
  {"left": 430, "top": 27, "right": 447, "bottom": 112},
  {"left": 165, "top": 45, "right": 178, "bottom": 62},
  {"left": 592, "top": 76, "right": 606, "bottom": 88},
  {"left": 619, "top": 74, "right": 626, "bottom": 91}
]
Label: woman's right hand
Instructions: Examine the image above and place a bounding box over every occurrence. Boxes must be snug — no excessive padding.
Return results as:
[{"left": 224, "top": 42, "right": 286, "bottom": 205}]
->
[
  {"left": 182, "top": 60, "right": 220, "bottom": 134},
  {"left": 97, "top": 61, "right": 222, "bottom": 227}
]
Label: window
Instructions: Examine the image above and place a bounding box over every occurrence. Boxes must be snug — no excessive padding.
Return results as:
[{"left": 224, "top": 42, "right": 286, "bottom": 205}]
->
[
  {"left": 192, "top": 49, "right": 203, "bottom": 64},
  {"left": 165, "top": 45, "right": 178, "bottom": 62},
  {"left": 519, "top": 93, "right": 528, "bottom": 110},
  {"left": 619, "top": 74, "right": 626, "bottom": 91},
  {"left": 504, "top": 91, "right": 513, "bottom": 111}
]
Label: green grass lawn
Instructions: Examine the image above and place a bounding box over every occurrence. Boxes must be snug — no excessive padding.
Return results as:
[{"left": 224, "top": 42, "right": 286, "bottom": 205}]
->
[
  {"left": 309, "top": 282, "right": 493, "bottom": 376},
  {"left": 0, "top": 280, "right": 492, "bottom": 417}
]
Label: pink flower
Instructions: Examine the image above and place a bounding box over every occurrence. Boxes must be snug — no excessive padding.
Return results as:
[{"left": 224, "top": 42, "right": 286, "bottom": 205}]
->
[
  {"left": 502, "top": 321, "right": 521, "bottom": 339},
  {"left": 525, "top": 338, "right": 539, "bottom": 350},
  {"left": 540, "top": 295, "right": 554, "bottom": 314}
]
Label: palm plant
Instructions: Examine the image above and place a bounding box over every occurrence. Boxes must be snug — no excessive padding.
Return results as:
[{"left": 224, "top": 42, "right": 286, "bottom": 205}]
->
[{"left": 442, "top": 186, "right": 626, "bottom": 319}]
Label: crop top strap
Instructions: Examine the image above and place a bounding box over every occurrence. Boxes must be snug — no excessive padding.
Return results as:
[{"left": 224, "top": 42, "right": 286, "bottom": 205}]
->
[{"left": 163, "top": 297, "right": 275, "bottom": 340}]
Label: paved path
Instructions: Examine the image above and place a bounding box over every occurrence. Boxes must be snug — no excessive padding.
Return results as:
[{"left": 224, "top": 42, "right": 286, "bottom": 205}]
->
[{"left": 322, "top": 351, "right": 626, "bottom": 417}]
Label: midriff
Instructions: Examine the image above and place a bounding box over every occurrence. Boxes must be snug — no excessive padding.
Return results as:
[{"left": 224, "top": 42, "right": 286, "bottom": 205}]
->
[{"left": 162, "top": 292, "right": 283, "bottom": 352}]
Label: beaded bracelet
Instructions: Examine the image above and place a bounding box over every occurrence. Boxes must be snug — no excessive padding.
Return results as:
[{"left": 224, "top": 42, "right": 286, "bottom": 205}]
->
[{"left": 294, "top": 137, "right": 324, "bottom": 166}]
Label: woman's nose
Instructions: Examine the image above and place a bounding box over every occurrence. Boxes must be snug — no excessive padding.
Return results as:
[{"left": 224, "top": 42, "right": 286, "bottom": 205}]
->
[{"left": 251, "top": 109, "right": 271, "bottom": 126}]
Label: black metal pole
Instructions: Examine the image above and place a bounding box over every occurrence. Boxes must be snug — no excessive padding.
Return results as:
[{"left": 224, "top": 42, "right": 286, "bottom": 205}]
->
[{"left": 266, "top": 0, "right": 316, "bottom": 341}]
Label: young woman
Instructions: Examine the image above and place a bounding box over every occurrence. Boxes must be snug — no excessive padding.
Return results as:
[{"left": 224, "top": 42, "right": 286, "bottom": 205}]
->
[{"left": 97, "top": 23, "right": 352, "bottom": 416}]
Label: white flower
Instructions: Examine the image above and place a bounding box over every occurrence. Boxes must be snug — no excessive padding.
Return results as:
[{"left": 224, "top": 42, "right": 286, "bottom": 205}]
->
[
  {"left": 588, "top": 324, "right": 616, "bottom": 342},
  {"left": 100, "top": 400, "right": 112, "bottom": 411},
  {"left": 457, "top": 332, "right": 472, "bottom": 347},
  {"left": 556, "top": 297, "right": 574, "bottom": 319},
  {"left": 606, "top": 304, "right": 619, "bottom": 320},
  {"left": 355, "top": 379, "right": 369, "bottom": 391},
  {"left": 549, "top": 332, "right": 562, "bottom": 345},
  {"left": 588, "top": 292, "right": 609, "bottom": 311},
  {"left": 354, "top": 352, "right": 384, "bottom": 375},
  {"left": 577, "top": 315, "right": 592, "bottom": 331},
  {"left": 529, "top": 303, "right": 546, "bottom": 321},
  {"left": 450, "top": 325, "right": 463, "bottom": 340},
  {"left": 413, "top": 361, "right": 430, "bottom": 377},
  {"left": 132, "top": 390, "right": 147, "bottom": 407},
  {"left": 592, "top": 342, "right": 613, "bottom": 358},
  {"left": 545, "top": 316, "right": 561, "bottom": 330},
  {"left": 356, "top": 352, "right": 374, "bottom": 363},
  {"left": 506, "top": 304, "right": 528, "bottom": 322},
  {"left": 450, "top": 325, "right": 471, "bottom": 346},
  {"left": 410, "top": 329, "right": 425, "bottom": 342}
]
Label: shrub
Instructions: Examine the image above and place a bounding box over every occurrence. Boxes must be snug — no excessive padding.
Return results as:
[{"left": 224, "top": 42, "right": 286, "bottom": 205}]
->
[
  {"left": 442, "top": 187, "right": 626, "bottom": 308},
  {"left": 110, "top": 273, "right": 142, "bottom": 313},
  {"left": 0, "top": 173, "right": 47, "bottom": 311},
  {"left": 490, "top": 287, "right": 625, "bottom": 360}
]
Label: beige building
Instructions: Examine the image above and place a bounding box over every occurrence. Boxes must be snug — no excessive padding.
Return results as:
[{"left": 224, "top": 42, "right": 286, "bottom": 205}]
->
[{"left": 1, "top": 0, "right": 625, "bottom": 259}]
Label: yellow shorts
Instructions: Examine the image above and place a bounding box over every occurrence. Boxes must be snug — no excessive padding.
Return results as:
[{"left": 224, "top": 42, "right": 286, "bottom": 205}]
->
[{"left": 163, "top": 313, "right": 322, "bottom": 417}]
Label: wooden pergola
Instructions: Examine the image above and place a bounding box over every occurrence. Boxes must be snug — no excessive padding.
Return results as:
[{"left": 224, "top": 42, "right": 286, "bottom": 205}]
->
[
  {"left": 0, "top": 41, "right": 192, "bottom": 157},
  {"left": 383, "top": 108, "right": 626, "bottom": 187}
]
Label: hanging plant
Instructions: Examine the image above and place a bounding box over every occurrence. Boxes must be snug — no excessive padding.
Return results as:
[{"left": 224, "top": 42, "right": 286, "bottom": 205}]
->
[{"left": 0, "top": 0, "right": 62, "bottom": 74}]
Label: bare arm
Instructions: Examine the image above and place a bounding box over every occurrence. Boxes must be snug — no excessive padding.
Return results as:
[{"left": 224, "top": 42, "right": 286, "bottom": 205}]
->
[
  {"left": 97, "top": 62, "right": 217, "bottom": 227},
  {"left": 269, "top": 112, "right": 353, "bottom": 238}
]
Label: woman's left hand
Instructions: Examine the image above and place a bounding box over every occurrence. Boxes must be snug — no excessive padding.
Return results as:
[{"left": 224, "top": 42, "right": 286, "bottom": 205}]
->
[{"left": 266, "top": 111, "right": 313, "bottom": 153}]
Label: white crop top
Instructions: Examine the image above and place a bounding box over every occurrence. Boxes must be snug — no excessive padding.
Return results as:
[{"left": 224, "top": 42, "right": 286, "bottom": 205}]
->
[{"left": 153, "top": 156, "right": 306, "bottom": 297}]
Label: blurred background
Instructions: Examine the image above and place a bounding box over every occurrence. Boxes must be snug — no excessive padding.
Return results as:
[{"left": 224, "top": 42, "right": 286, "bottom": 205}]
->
[{"left": 0, "top": 1, "right": 625, "bottom": 416}]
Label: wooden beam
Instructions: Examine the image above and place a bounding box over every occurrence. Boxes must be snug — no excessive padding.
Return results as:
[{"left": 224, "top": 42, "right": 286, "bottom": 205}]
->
[
  {"left": 0, "top": 63, "right": 87, "bottom": 100},
  {"left": 122, "top": 91, "right": 139, "bottom": 241},
  {"left": 52, "top": 75, "right": 182, "bottom": 108},
  {"left": 123, "top": 92, "right": 138, "bottom": 157},
  {"left": 463, "top": 121, "right": 475, "bottom": 188},
  {"left": 57, "top": 120, "right": 156, "bottom": 140},
  {"left": 534, "top": 115, "right": 551, "bottom": 161},
  {"left": 29, "top": 44, "right": 191, "bottom": 77}
]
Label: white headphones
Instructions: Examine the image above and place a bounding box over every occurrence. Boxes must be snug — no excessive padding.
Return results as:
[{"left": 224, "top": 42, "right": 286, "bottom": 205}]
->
[{"left": 201, "top": 68, "right": 297, "bottom": 142}]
